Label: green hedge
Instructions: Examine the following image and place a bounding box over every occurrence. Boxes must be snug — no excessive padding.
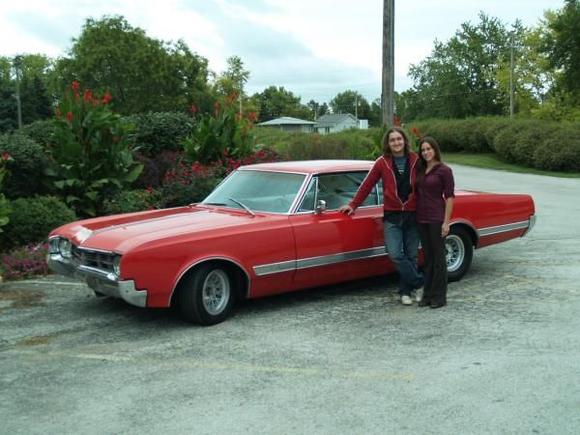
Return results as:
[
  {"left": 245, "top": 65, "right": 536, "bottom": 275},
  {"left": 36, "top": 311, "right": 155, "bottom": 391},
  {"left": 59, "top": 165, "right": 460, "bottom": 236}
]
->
[
  {"left": 410, "top": 117, "right": 580, "bottom": 172},
  {"left": 257, "top": 127, "right": 381, "bottom": 161}
]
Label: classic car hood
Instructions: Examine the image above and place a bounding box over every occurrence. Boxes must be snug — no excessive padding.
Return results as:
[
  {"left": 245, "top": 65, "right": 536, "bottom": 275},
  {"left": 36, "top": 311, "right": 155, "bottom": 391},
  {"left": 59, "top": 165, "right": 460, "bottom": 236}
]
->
[{"left": 63, "top": 207, "right": 269, "bottom": 253}]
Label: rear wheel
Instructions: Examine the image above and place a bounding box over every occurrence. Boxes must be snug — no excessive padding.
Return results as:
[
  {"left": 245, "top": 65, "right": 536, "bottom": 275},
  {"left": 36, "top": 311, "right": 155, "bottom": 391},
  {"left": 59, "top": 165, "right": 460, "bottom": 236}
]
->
[
  {"left": 446, "top": 226, "right": 473, "bottom": 282},
  {"left": 177, "top": 264, "right": 236, "bottom": 325}
]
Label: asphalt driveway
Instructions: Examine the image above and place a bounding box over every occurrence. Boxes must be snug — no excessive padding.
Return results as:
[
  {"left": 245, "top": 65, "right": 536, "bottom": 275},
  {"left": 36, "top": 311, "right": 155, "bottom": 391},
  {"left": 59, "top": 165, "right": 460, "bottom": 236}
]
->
[{"left": 1, "top": 165, "right": 579, "bottom": 434}]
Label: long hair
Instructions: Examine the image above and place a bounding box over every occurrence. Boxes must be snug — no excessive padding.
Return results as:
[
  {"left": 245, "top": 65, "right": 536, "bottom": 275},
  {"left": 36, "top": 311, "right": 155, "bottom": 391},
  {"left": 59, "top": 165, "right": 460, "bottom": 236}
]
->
[
  {"left": 416, "top": 136, "right": 443, "bottom": 186},
  {"left": 382, "top": 127, "right": 410, "bottom": 157}
]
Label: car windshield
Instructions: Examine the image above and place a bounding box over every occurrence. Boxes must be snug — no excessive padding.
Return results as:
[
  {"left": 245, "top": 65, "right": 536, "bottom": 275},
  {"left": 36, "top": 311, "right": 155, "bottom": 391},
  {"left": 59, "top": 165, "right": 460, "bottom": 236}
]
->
[{"left": 202, "top": 170, "right": 306, "bottom": 213}]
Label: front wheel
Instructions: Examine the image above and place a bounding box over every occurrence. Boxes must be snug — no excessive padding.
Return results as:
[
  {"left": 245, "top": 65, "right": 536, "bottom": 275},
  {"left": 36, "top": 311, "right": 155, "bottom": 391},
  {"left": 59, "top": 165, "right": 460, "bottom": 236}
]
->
[
  {"left": 446, "top": 226, "right": 473, "bottom": 282},
  {"left": 177, "top": 264, "right": 236, "bottom": 325}
]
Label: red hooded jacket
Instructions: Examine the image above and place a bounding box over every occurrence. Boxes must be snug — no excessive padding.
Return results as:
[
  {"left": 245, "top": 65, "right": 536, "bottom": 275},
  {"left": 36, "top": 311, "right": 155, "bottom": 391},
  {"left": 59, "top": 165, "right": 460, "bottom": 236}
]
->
[{"left": 350, "top": 153, "right": 420, "bottom": 212}]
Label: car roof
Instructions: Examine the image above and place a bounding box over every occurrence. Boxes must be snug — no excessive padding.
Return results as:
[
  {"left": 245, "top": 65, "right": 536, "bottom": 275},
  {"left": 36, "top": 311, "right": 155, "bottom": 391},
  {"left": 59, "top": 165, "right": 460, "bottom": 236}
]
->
[{"left": 239, "top": 159, "right": 374, "bottom": 174}]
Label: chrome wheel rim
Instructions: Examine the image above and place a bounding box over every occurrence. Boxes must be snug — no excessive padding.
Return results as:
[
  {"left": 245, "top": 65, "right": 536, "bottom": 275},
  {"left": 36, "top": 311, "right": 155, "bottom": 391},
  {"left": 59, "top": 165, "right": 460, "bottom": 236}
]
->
[
  {"left": 202, "top": 270, "right": 230, "bottom": 315},
  {"left": 446, "top": 234, "right": 465, "bottom": 273}
]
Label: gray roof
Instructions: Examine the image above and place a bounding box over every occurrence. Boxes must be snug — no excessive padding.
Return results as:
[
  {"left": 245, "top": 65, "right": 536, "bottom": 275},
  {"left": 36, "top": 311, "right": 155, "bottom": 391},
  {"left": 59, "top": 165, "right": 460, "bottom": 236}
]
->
[
  {"left": 257, "top": 116, "right": 316, "bottom": 126},
  {"left": 315, "top": 113, "right": 357, "bottom": 128}
]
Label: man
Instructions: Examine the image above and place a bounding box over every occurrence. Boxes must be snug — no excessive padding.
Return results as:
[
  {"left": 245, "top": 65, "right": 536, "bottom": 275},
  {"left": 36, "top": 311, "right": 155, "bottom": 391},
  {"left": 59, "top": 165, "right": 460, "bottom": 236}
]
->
[{"left": 340, "top": 127, "right": 423, "bottom": 305}]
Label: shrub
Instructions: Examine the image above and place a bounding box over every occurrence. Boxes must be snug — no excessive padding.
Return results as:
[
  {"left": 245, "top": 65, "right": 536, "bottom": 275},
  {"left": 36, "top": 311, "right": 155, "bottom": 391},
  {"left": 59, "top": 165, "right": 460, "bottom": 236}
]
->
[
  {"left": 161, "top": 161, "right": 221, "bottom": 208},
  {"left": 128, "top": 112, "right": 193, "bottom": 156},
  {"left": 134, "top": 150, "right": 184, "bottom": 189},
  {"left": 0, "top": 133, "right": 50, "bottom": 198},
  {"left": 0, "top": 152, "right": 12, "bottom": 233},
  {"left": 19, "top": 119, "right": 56, "bottom": 149},
  {"left": 1, "top": 196, "right": 76, "bottom": 250},
  {"left": 0, "top": 243, "right": 49, "bottom": 280},
  {"left": 102, "top": 188, "right": 162, "bottom": 215},
  {"left": 532, "top": 126, "right": 580, "bottom": 171}
]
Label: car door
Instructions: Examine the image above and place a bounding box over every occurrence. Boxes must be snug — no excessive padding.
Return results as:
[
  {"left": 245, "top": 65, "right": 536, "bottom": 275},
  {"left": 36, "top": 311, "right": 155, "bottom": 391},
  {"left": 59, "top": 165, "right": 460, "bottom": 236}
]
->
[{"left": 288, "top": 171, "right": 389, "bottom": 289}]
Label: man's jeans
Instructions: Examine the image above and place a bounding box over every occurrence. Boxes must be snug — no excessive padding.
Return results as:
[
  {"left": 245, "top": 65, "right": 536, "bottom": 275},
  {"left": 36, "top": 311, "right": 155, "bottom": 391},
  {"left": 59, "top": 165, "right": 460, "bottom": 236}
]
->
[{"left": 383, "top": 212, "right": 423, "bottom": 296}]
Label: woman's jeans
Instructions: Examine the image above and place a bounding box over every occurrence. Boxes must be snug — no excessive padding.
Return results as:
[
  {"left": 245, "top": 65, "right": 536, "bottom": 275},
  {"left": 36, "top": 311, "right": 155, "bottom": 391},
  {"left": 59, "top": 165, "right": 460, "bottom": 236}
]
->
[{"left": 383, "top": 212, "right": 423, "bottom": 296}]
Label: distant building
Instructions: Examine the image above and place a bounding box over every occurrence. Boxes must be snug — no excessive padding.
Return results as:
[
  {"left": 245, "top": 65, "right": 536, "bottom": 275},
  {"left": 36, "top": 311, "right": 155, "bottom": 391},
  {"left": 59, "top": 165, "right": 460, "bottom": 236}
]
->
[
  {"left": 257, "top": 117, "right": 316, "bottom": 133},
  {"left": 314, "top": 113, "right": 368, "bottom": 135}
]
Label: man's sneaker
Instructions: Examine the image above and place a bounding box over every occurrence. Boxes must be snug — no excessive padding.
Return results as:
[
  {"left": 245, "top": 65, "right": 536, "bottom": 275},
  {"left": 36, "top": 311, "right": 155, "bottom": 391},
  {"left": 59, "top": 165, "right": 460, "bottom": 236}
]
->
[
  {"left": 401, "top": 295, "right": 413, "bottom": 305},
  {"left": 415, "top": 288, "right": 424, "bottom": 303}
]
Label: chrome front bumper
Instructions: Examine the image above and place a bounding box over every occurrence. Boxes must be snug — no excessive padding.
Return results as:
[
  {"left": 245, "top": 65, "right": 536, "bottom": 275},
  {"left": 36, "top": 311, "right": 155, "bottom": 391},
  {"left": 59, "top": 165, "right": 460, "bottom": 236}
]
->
[{"left": 48, "top": 254, "right": 148, "bottom": 307}]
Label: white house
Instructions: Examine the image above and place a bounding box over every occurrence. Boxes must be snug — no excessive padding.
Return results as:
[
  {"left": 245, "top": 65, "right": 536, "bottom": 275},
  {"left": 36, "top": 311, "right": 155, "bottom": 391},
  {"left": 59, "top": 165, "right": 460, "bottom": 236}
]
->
[
  {"left": 314, "top": 113, "right": 368, "bottom": 135},
  {"left": 257, "top": 117, "right": 316, "bottom": 133}
]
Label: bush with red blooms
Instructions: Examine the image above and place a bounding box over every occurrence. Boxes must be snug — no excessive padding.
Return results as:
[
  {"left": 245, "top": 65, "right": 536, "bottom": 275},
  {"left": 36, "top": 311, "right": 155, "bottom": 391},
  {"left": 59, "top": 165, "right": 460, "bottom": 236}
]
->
[{"left": 0, "top": 243, "right": 49, "bottom": 280}]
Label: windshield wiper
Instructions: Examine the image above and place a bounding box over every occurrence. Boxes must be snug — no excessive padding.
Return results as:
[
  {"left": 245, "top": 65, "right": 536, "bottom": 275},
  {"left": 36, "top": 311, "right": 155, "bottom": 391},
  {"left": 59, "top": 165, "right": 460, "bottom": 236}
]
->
[
  {"left": 202, "top": 202, "right": 227, "bottom": 206},
  {"left": 228, "top": 197, "right": 255, "bottom": 217}
]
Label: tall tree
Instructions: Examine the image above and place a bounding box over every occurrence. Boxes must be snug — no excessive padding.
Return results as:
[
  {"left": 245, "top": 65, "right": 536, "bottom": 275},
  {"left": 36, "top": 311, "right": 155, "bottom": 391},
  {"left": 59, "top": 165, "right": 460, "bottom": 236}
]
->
[
  {"left": 329, "top": 90, "right": 371, "bottom": 120},
  {"left": 250, "top": 86, "right": 310, "bottom": 122},
  {"left": 56, "top": 15, "right": 211, "bottom": 114},
  {"left": 404, "top": 13, "right": 513, "bottom": 120},
  {"left": 540, "top": 0, "right": 580, "bottom": 101}
]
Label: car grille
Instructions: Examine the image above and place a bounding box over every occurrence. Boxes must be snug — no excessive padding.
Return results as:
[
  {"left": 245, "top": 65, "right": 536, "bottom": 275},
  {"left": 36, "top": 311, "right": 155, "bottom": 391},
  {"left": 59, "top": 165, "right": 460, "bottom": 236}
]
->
[{"left": 72, "top": 246, "right": 116, "bottom": 273}]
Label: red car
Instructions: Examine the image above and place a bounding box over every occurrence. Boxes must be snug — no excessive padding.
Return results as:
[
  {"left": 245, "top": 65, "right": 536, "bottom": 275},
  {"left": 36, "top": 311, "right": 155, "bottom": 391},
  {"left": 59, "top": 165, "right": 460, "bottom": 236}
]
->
[{"left": 48, "top": 160, "right": 536, "bottom": 325}]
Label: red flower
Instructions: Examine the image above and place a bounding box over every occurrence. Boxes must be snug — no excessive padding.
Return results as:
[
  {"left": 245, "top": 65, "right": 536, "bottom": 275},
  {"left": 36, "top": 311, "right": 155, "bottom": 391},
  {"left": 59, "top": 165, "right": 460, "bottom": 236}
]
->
[
  {"left": 83, "top": 89, "right": 93, "bottom": 103},
  {"left": 411, "top": 127, "right": 421, "bottom": 138},
  {"left": 1, "top": 152, "right": 10, "bottom": 161},
  {"left": 189, "top": 104, "right": 198, "bottom": 114},
  {"left": 66, "top": 111, "right": 74, "bottom": 122},
  {"left": 146, "top": 186, "right": 154, "bottom": 194},
  {"left": 102, "top": 91, "right": 112, "bottom": 105},
  {"left": 246, "top": 111, "right": 258, "bottom": 122},
  {"left": 71, "top": 80, "right": 80, "bottom": 93}
]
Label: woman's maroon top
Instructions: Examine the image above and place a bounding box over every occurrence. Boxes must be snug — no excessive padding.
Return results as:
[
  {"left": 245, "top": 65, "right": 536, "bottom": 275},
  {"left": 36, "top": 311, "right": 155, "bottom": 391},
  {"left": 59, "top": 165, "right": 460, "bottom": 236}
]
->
[{"left": 416, "top": 163, "right": 455, "bottom": 224}]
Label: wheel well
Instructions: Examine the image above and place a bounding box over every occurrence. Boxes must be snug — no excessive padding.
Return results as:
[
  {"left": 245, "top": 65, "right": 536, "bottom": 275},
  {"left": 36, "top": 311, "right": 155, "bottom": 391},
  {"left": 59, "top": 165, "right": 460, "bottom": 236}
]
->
[
  {"left": 170, "top": 259, "right": 249, "bottom": 308},
  {"left": 450, "top": 223, "right": 478, "bottom": 248}
]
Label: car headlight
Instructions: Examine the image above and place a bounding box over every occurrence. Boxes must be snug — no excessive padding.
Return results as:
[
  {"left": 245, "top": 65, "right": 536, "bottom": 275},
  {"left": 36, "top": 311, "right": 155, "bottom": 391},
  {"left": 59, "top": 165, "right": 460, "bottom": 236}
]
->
[
  {"left": 59, "top": 238, "right": 72, "bottom": 259},
  {"left": 49, "top": 237, "right": 60, "bottom": 254},
  {"left": 113, "top": 255, "right": 121, "bottom": 276}
]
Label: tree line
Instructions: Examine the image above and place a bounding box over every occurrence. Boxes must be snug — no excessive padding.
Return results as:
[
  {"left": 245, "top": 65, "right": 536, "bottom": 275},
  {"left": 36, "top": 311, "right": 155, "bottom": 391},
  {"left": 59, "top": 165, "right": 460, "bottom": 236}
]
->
[{"left": 0, "top": 0, "right": 578, "bottom": 132}]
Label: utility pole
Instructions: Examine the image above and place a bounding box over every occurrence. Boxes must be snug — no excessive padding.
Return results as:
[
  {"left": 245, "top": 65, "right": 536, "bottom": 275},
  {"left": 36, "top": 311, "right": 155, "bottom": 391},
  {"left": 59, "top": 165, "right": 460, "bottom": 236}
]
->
[
  {"left": 509, "top": 33, "right": 514, "bottom": 118},
  {"left": 239, "top": 78, "right": 243, "bottom": 117},
  {"left": 382, "top": 0, "right": 395, "bottom": 127},
  {"left": 13, "top": 55, "right": 23, "bottom": 129}
]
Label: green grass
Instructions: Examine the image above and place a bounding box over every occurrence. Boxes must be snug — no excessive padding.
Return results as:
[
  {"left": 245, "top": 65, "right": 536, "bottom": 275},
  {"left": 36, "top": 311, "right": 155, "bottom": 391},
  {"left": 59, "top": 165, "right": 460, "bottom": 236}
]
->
[{"left": 444, "top": 153, "right": 580, "bottom": 179}]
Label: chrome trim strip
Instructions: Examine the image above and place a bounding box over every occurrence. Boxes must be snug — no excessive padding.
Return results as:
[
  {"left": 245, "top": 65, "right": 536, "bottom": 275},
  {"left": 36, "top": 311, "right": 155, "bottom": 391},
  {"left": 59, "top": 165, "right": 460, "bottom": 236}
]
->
[
  {"left": 78, "top": 265, "right": 118, "bottom": 282},
  {"left": 478, "top": 220, "right": 531, "bottom": 237},
  {"left": 253, "top": 246, "right": 387, "bottom": 277},
  {"left": 75, "top": 246, "right": 115, "bottom": 254}
]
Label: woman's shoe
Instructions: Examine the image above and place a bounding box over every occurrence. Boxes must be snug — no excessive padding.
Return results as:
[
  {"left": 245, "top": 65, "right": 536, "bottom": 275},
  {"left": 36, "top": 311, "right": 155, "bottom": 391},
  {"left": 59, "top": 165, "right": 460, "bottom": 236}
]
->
[
  {"left": 430, "top": 302, "right": 446, "bottom": 309},
  {"left": 418, "top": 300, "right": 430, "bottom": 307}
]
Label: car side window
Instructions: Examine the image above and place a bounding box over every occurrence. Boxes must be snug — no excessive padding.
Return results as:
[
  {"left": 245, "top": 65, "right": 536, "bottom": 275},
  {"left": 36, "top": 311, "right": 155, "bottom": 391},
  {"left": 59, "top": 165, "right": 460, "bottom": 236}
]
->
[
  {"left": 296, "top": 172, "right": 378, "bottom": 212},
  {"left": 297, "top": 178, "right": 317, "bottom": 212}
]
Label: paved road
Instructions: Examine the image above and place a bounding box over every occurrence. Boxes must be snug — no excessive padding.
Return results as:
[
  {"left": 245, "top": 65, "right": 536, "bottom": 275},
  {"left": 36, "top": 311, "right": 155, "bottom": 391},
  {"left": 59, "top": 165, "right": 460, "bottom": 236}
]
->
[{"left": 1, "top": 165, "right": 579, "bottom": 434}]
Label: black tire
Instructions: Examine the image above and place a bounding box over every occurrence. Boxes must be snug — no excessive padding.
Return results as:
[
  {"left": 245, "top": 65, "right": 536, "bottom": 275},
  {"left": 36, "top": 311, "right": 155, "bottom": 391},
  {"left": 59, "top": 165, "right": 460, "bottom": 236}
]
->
[
  {"left": 177, "top": 263, "right": 236, "bottom": 326},
  {"left": 446, "top": 226, "right": 473, "bottom": 282}
]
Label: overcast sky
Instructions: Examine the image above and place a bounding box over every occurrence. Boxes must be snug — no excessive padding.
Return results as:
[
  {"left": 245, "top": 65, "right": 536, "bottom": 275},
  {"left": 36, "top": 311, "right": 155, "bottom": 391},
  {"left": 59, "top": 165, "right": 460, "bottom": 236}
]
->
[{"left": 0, "top": 0, "right": 564, "bottom": 103}]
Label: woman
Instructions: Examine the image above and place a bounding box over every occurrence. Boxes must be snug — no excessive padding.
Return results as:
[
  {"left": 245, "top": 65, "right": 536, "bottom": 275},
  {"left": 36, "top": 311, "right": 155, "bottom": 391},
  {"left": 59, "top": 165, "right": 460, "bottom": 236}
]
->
[
  {"left": 340, "top": 127, "right": 423, "bottom": 306},
  {"left": 416, "top": 137, "right": 455, "bottom": 309}
]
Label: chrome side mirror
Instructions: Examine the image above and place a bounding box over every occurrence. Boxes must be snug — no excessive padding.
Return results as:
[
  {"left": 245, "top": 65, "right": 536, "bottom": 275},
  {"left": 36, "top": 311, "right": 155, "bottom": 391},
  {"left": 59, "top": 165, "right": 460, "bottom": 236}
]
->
[{"left": 315, "top": 199, "right": 327, "bottom": 214}]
